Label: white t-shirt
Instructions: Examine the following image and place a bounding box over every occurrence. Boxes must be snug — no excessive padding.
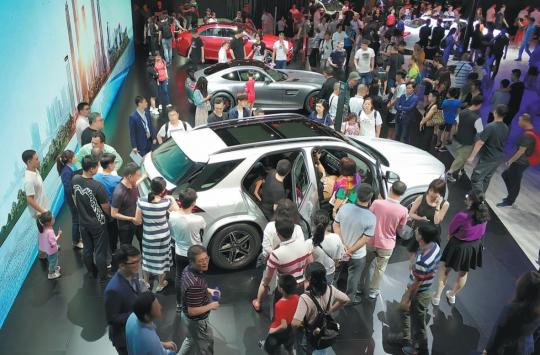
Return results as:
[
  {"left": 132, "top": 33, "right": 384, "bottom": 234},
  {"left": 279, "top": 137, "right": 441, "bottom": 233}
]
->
[
  {"left": 328, "top": 93, "right": 339, "bottom": 118},
  {"left": 75, "top": 116, "right": 89, "bottom": 146},
  {"left": 348, "top": 96, "right": 364, "bottom": 115},
  {"left": 359, "top": 110, "right": 383, "bottom": 137},
  {"left": 305, "top": 233, "right": 344, "bottom": 275},
  {"left": 273, "top": 41, "right": 289, "bottom": 61},
  {"left": 218, "top": 47, "right": 228, "bottom": 63},
  {"left": 168, "top": 210, "right": 206, "bottom": 256},
  {"left": 158, "top": 120, "right": 192, "bottom": 140},
  {"left": 262, "top": 221, "right": 305, "bottom": 256},
  {"left": 24, "top": 170, "right": 49, "bottom": 218},
  {"left": 354, "top": 47, "right": 375, "bottom": 73},
  {"left": 332, "top": 31, "right": 347, "bottom": 49}
]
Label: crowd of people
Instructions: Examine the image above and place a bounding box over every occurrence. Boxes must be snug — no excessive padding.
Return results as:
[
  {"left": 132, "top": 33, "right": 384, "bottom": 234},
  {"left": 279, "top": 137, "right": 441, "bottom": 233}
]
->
[{"left": 17, "top": 1, "right": 540, "bottom": 355}]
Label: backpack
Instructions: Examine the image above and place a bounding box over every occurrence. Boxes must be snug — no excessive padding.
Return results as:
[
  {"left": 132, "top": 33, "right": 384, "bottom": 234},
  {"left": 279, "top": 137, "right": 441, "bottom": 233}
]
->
[
  {"left": 162, "top": 23, "right": 173, "bottom": 39},
  {"left": 525, "top": 130, "right": 540, "bottom": 166},
  {"left": 304, "top": 287, "right": 340, "bottom": 349},
  {"left": 163, "top": 121, "right": 188, "bottom": 142}
]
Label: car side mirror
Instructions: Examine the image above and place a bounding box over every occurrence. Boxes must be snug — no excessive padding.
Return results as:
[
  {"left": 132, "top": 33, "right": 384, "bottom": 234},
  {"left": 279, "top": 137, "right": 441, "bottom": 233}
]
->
[
  {"left": 264, "top": 79, "right": 271, "bottom": 85},
  {"left": 385, "top": 170, "right": 400, "bottom": 183}
]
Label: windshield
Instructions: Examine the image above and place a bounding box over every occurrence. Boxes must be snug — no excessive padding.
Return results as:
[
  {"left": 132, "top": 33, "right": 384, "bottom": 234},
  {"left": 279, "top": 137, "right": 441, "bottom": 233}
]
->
[
  {"left": 151, "top": 140, "right": 203, "bottom": 185},
  {"left": 265, "top": 67, "right": 287, "bottom": 81}
]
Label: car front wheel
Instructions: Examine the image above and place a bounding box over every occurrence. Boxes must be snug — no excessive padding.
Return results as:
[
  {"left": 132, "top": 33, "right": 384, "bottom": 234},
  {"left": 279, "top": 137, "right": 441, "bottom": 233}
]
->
[
  {"left": 304, "top": 91, "right": 319, "bottom": 112},
  {"left": 209, "top": 223, "right": 261, "bottom": 270}
]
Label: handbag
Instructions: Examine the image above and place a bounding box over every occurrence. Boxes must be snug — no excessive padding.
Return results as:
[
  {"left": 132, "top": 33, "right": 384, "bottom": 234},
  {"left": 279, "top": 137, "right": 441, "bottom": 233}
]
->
[
  {"left": 426, "top": 108, "right": 444, "bottom": 127},
  {"left": 398, "top": 219, "right": 416, "bottom": 240}
]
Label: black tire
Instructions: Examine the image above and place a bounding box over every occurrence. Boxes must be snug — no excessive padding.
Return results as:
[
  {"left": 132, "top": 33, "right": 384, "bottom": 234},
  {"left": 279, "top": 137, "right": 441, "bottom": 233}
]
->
[
  {"left": 304, "top": 90, "right": 319, "bottom": 112},
  {"left": 208, "top": 223, "right": 261, "bottom": 270},
  {"left": 211, "top": 92, "right": 235, "bottom": 112},
  {"left": 401, "top": 193, "right": 422, "bottom": 211}
]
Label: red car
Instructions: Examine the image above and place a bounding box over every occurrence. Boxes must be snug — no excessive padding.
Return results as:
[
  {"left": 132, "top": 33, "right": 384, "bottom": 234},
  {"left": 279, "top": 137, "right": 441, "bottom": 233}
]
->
[{"left": 175, "top": 23, "right": 292, "bottom": 62}]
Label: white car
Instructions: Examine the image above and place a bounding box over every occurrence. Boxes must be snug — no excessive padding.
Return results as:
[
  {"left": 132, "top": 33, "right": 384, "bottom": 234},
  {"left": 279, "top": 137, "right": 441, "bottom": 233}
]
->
[{"left": 404, "top": 15, "right": 500, "bottom": 49}]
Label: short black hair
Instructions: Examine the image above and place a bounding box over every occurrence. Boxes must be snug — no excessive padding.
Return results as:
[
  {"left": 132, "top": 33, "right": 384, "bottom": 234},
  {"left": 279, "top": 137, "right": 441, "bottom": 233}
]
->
[
  {"left": 512, "top": 69, "right": 522, "bottom": 78},
  {"left": 448, "top": 87, "right": 460, "bottom": 98},
  {"left": 188, "top": 244, "right": 207, "bottom": 264},
  {"left": 113, "top": 244, "right": 141, "bottom": 266},
  {"left": 214, "top": 97, "right": 224, "bottom": 105},
  {"left": 178, "top": 188, "right": 197, "bottom": 208},
  {"left": 391, "top": 181, "right": 407, "bottom": 196},
  {"left": 417, "top": 223, "right": 439, "bottom": 244},
  {"left": 406, "top": 82, "right": 416, "bottom": 89},
  {"left": 135, "top": 96, "right": 146, "bottom": 106},
  {"left": 77, "top": 102, "right": 90, "bottom": 112},
  {"left": 275, "top": 215, "right": 294, "bottom": 240},
  {"left": 122, "top": 162, "right": 140, "bottom": 177},
  {"left": 278, "top": 274, "right": 297, "bottom": 296},
  {"left": 22, "top": 149, "right": 36, "bottom": 164},
  {"left": 356, "top": 183, "right": 374, "bottom": 203},
  {"left": 276, "top": 159, "right": 291, "bottom": 176},
  {"left": 133, "top": 292, "right": 156, "bottom": 322},
  {"left": 167, "top": 105, "right": 178, "bottom": 115},
  {"left": 471, "top": 95, "right": 484, "bottom": 106},
  {"left": 92, "top": 130, "right": 106, "bottom": 143},
  {"left": 493, "top": 104, "right": 508, "bottom": 118},
  {"left": 100, "top": 152, "right": 116, "bottom": 169},
  {"left": 81, "top": 155, "right": 99, "bottom": 172}
]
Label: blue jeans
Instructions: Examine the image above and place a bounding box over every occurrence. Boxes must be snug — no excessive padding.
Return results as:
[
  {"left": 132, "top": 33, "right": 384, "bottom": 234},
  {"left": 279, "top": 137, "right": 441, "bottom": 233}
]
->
[
  {"left": 359, "top": 71, "right": 373, "bottom": 85},
  {"left": 312, "top": 348, "right": 331, "bottom": 355},
  {"left": 158, "top": 80, "right": 170, "bottom": 106},
  {"left": 161, "top": 38, "right": 173, "bottom": 65},
  {"left": 395, "top": 118, "right": 410, "bottom": 143},
  {"left": 275, "top": 60, "right": 286, "bottom": 69},
  {"left": 47, "top": 252, "right": 58, "bottom": 273},
  {"left": 518, "top": 38, "right": 532, "bottom": 59}
]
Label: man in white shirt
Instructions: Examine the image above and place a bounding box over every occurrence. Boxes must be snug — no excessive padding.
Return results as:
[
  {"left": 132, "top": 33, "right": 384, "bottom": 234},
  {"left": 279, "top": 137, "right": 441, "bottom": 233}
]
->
[
  {"left": 272, "top": 32, "right": 289, "bottom": 69},
  {"left": 75, "top": 102, "right": 90, "bottom": 147},
  {"left": 332, "top": 24, "right": 347, "bottom": 49},
  {"left": 354, "top": 39, "right": 375, "bottom": 85},
  {"left": 22, "top": 149, "right": 50, "bottom": 259},
  {"left": 349, "top": 84, "right": 368, "bottom": 115},
  {"left": 169, "top": 188, "right": 206, "bottom": 313}
]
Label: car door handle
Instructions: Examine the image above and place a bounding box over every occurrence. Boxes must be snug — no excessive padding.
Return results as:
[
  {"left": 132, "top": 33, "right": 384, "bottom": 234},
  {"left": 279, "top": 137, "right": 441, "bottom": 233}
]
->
[{"left": 284, "top": 90, "right": 299, "bottom": 96}]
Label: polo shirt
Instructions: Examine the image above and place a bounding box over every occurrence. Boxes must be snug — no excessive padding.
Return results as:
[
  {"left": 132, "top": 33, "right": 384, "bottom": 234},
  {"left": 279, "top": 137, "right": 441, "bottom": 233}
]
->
[
  {"left": 334, "top": 203, "right": 376, "bottom": 259},
  {"left": 126, "top": 313, "right": 175, "bottom": 355},
  {"left": 181, "top": 265, "right": 210, "bottom": 320},
  {"left": 441, "top": 98, "right": 461, "bottom": 124},
  {"left": 369, "top": 198, "right": 408, "bottom": 250},
  {"left": 411, "top": 242, "right": 441, "bottom": 292},
  {"left": 267, "top": 238, "right": 312, "bottom": 283}
]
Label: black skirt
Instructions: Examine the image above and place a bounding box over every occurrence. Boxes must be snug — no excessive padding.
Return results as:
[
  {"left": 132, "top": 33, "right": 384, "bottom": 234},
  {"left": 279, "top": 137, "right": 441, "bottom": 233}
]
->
[{"left": 441, "top": 237, "right": 483, "bottom": 272}]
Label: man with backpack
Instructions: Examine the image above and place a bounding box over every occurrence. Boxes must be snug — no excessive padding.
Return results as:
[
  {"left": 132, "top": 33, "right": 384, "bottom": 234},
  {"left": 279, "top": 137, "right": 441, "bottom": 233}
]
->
[
  {"left": 497, "top": 113, "right": 539, "bottom": 207},
  {"left": 159, "top": 15, "right": 174, "bottom": 66}
]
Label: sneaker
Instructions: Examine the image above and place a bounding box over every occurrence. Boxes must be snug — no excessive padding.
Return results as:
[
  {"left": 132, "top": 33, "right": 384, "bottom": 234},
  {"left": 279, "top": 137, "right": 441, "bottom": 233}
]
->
[
  {"left": 496, "top": 200, "right": 513, "bottom": 208},
  {"left": 446, "top": 290, "right": 455, "bottom": 305},
  {"left": 367, "top": 292, "right": 378, "bottom": 300},
  {"left": 166, "top": 104, "right": 172, "bottom": 108},
  {"left": 73, "top": 241, "right": 84, "bottom": 249},
  {"left": 438, "top": 146, "right": 448, "bottom": 152},
  {"left": 107, "top": 264, "right": 112, "bottom": 270},
  {"left": 458, "top": 169, "right": 465, "bottom": 179},
  {"left": 445, "top": 172, "right": 456, "bottom": 183},
  {"left": 48, "top": 271, "right": 61, "bottom": 280},
  {"left": 55, "top": 265, "right": 61, "bottom": 272},
  {"left": 432, "top": 297, "right": 440, "bottom": 306},
  {"left": 258, "top": 340, "right": 265, "bottom": 350}
]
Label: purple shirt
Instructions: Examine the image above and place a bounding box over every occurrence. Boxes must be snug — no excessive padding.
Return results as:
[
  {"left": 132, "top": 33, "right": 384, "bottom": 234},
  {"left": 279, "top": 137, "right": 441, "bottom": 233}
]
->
[{"left": 448, "top": 211, "right": 487, "bottom": 241}]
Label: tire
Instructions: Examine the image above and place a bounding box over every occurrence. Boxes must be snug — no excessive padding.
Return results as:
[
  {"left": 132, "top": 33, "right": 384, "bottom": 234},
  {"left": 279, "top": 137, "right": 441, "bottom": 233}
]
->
[
  {"left": 211, "top": 92, "right": 234, "bottom": 112},
  {"left": 208, "top": 223, "right": 261, "bottom": 270},
  {"left": 401, "top": 193, "right": 422, "bottom": 211},
  {"left": 304, "top": 91, "right": 319, "bottom": 112}
]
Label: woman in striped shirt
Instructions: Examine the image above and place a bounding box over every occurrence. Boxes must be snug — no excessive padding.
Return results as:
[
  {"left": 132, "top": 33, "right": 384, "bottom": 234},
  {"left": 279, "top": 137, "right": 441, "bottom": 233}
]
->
[{"left": 134, "top": 177, "right": 179, "bottom": 292}]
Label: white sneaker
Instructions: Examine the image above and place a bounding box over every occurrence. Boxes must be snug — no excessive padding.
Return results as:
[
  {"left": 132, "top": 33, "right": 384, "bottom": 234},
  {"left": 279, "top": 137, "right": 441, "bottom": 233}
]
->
[
  {"left": 432, "top": 296, "right": 440, "bottom": 306},
  {"left": 48, "top": 271, "right": 61, "bottom": 280},
  {"left": 446, "top": 290, "right": 456, "bottom": 305}
]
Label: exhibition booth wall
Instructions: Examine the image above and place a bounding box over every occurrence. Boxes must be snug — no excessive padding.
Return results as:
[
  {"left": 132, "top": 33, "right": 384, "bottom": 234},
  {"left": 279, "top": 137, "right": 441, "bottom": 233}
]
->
[{"left": 0, "top": 0, "right": 134, "bottom": 327}]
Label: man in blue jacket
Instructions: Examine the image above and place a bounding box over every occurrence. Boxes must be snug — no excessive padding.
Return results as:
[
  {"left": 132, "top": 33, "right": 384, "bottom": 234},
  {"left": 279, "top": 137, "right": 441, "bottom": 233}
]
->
[
  {"left": 129, "top": 96, "right": 156, "bottom": 157},
  {"left": 104, "top": 245, "right": 143, "bottom": 355},
  {"left": 395, "top": 82, "right": 419, "bottom": 143},
  {"left": 228, "top": 92, "right": 252, "bottom": 120}
]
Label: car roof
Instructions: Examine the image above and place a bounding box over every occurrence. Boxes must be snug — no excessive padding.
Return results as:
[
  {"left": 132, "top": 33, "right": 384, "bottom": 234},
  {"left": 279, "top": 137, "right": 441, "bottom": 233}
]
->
[{"left": 203, "top": 60, "right": 268, "bottom": 75}]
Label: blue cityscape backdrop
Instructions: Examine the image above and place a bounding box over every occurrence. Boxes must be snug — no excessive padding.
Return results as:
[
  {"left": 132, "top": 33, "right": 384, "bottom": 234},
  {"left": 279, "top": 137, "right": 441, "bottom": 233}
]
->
[{"left": 0, "top": 0, "right": 134, "bottom": 327}]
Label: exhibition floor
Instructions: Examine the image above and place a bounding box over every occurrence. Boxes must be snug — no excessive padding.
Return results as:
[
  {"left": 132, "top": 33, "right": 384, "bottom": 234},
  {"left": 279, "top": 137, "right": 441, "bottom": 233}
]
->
[{"left": 0, "top": 50, "right": 536, "bottom": 355}]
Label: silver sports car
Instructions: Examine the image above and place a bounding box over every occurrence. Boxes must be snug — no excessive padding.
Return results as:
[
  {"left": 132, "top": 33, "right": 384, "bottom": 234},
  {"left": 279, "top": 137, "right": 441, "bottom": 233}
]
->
[{"left": 185, "top": 60, "right": 325, "bottom": 112}]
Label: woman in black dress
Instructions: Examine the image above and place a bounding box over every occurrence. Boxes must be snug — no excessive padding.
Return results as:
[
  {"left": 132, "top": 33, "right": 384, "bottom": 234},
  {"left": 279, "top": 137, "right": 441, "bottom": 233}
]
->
[{"left": 418, "top": 91, "right": 439, "bottom": 152}]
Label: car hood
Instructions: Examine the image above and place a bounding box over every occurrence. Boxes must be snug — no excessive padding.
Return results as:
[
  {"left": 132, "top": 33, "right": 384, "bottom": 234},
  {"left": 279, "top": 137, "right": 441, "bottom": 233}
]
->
[
  {"left": 279, "top": 69, "right": 325, "bottom": 86},
  {"left": 353, "top": 137, "right": 445, "bottom": 191}
]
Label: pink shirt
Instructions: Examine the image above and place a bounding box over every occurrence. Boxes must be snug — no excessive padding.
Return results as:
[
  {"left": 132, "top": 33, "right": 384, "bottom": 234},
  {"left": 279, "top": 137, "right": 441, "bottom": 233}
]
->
[
  {"left": 369, "top": 198, "right": 408, "bottom": 250},
  {"left": 38, "top": 228, "right": 58, "bottom": 255},
  {"left": 245, "top": 79, "right": 255, "bottom": 103},
  {"left": 154, "top": 60, "right": 168, "bottom": 81}
]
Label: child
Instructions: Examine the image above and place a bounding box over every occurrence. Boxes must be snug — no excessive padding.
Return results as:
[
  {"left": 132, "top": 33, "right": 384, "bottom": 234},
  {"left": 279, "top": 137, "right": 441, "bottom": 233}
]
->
[
  {"left": 341, "top": 112, "right": 361, "bottom": 137},
  {"left": 259, "top": 274, "right": 299, "bottom": 355},
  {"left": 245, "top": 71, "right": 256, "bottom": 111},
  {"left": 37, "top": 211, "right": 62, "bottom": 280}
]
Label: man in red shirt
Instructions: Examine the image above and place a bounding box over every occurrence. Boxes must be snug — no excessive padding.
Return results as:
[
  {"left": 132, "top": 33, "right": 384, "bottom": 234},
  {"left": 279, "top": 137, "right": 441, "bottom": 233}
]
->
[{"left": 259, "top": 274, "right": 299, "bottom": 354}]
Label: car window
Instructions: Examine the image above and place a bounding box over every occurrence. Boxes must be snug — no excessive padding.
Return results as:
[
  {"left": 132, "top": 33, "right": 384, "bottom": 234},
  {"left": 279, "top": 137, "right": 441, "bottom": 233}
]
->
[
  {"left": 151, "top": 139, "right": 202, "bottom": 185},
  {"left": 175, "top": 160, "right": 243, "bottom": 192},
  {"left": 199, "top": 28, "right": 212, "bottom": 36},
  {"left": 221, "top": 71, "right": 240, "bottom": 81},
  {"left": 238, "top": 69, "right": 267, "bottom": 82},
  {"left": 264, "top": 67, "right": 287, "bottom": 81},
  {"left": 292, "top": 154, "right": 310, "bottom": 208},
  {"left": 221, "top": 28, "right": 236, "bottom": 38},
  {"left": 320, "top": 147, "right": 375, "bottom": 188}
]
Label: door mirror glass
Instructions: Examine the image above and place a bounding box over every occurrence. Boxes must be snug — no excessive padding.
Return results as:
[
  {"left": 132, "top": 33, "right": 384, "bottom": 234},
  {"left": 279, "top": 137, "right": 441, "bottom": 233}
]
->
[{"left": 385, "top": 170, "right": 400, "bottom": 183}]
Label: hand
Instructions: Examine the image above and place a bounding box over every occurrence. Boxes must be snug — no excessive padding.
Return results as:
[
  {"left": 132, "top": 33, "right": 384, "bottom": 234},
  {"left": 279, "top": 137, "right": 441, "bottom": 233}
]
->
[
  {"left": 505, "top": 161, "right": 510, "bottom": 167},
  {"left": 162, "top": 341, "right": 177, "bottom": 352},
  {"left": 202, "top": 59, "right": 205, "bottom": 63},
  {"left": 57, "top": 229, "right": 62, "bottom": 237},
  {"left": 420, "top": 216, "right": 430, "bottom": 221},
  {"left": 208, "top": 301, "right": 220, "bottom": 310},
  {"left": 132, "top": 148, "right": 139, "bottom": 153},
  {"left": 131, "top": 217, "right": 137, "bottom": 224},
  {"left": 466, "top": 157, "right": 474, "bottom": 165},
  {"left": 435, "top": 195, "right": 443, "bottom": 206},
  {"left": 419, "top": 123, "right": 424, "bottom": 131}
]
